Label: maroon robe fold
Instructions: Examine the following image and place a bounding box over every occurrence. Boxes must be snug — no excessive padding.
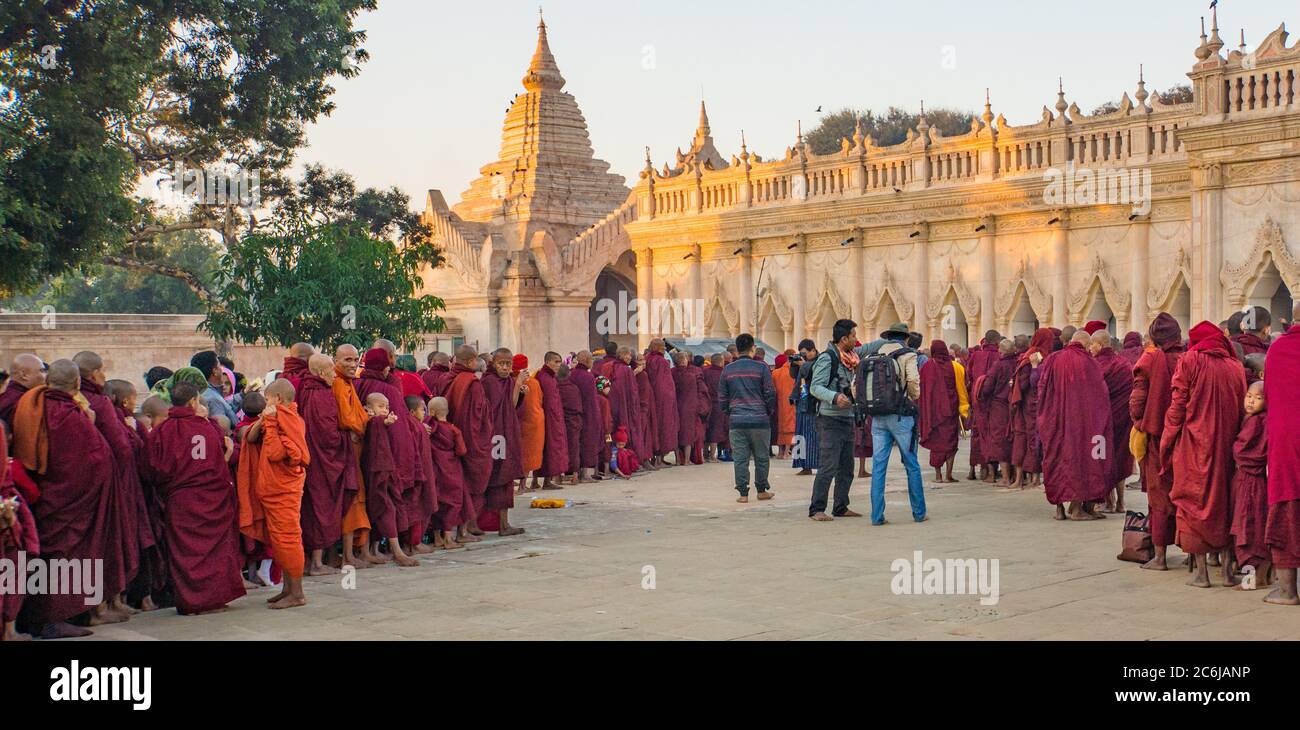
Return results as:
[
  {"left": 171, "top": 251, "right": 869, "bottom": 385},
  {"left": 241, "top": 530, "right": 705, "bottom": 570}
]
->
[
  {"left": 671, "top": 363, "right": 704, "bottom": 449},
  {"left": 482, "top": 371, "right": 523, "bottom": 510},
  {"left": 1230, "top": 413, "right": 1269, "bottom": 569},
  {"left": 0, "top": 381, "right": 30, "bottom": 433},
  {"left": 644, "top": 351, "right": 679, "bottom": 457},
  {"left": 918, "top": 341, "right": 960, "bottom": 468},
  {"left": 408, "top": 417, "right": 437, "bottom": 545},
  {"left": 977, "top": 351, "right": 1016, "bottom": 463},
  {"left": 445, "top": 364, "right": 493, "bottom": 517},
  {"left": 144, "top": 407, "right": 245, "bottom": 615},
  {"left": 533, "top": 366, "right": 569, "bottom": 478},
  {"left": 81, "top": 379, "right": 150, "bottom": 597},
  {"left": 429, "top": 420, "right": 468, "bottom": 530},
  {"left": 570, "top": 364, "right": 603, "bottom": 469},
  {"left": 421, "top": 364, "right": 453, "bottom": 399},
  {"left": 1094, "top": 348, "right": 1134, "bottom": 487},
  {"left": 701, "top": 365, "right": 729, "bottom": 445},
  {"left": 1120, "top": 332, "right": 1144, "bottom": 367},
  {"left": 1232, "top": 332, "right": 1269, "bottom": 357},
  {"left": 635, "top": 364, "right": 658, "bottom": 461},
  {"left": 1010, "top": 329, "right": 1054, "bottom": 473},
  {"left": 1, "top": 424, "right": 39, "bottom": 625},
  {"left": 559, "top": 377, "right": 584, "bottom": 474},
  {"left": 355, "top": 368, "right": 416, "bottom": 521},
  {"left": 606, "top": 359, "right": 644, "bottom": 462},
  {"left": 20, "top": 391, "right": 120, "bottom": 624},
  {"left": 280, "top": 356, "right": 309, "bottom": 390},
  {"left": 1035, "top": 342, "right": 1112, "bottom": 506},
  {"left": 1129, "top": 313, "right": 1185, "bottom": 549},
  {"left": 1162, "top": 323, "right": 1246, "bottom": 555},
  {"left": 297, "top": 373, "right": 354, "bottom": 551},
  {"left": 964, "top": 342, "right": 1000, "bottom": 467},
  {"left": 361, "top": 416, "right": 404, "bottom": 539},
  {"left": 1265, "top": 324, "right": 1300, "bottom": 568}
]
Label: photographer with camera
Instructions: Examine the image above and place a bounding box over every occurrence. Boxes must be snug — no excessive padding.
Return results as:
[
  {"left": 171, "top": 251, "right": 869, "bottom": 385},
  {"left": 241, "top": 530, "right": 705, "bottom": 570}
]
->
[{"left": 807, "top": 319, "right": 863, "bottom": 521}]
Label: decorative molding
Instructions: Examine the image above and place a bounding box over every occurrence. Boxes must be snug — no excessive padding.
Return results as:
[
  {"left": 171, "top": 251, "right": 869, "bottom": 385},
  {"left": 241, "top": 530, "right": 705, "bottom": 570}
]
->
[
  {"left": 926, "top": 258, "right": 982, "bottom": 321},
  {"left": 1148, "top": 246, "right": 1194, "bottom": 311},
  {"left": 1221, "top": 217, "right": 1300, "bottom": 306},
  {"left": 806, "top": 269, "right": 851, "bottom": 330},
  {"left": 995, "top": 256, "right": 1053, "bottom": 322},
  {"left": 1068, "top": 252, "right": 1131, "bottom": 319},
  {"left": 862, "top": 268, "right": 915, "bottom": 324},
  {"left": 702, "top": 280, "right": 739, "bottom": 336}
]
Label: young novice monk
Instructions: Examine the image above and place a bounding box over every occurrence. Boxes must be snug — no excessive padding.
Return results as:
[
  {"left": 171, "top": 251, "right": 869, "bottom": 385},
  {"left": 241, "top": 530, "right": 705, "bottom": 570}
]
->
[
  {"left": 1230, "top": 380, "right": 1270, "bottom": 589},
  {"left": 609, "top": 427, "right": 640, "bottom": 479},
  {"left": 405, "top": 395, "right": 438, "bottom": 556},
  {"left": 361, "top": 393, "right": 419, "bottom": 567},
  {"left": 427, "top": 396, "right": 469, "bottom": 549},
  {"left": 236, "top": 379, "right": 310, "bottom": 609}
]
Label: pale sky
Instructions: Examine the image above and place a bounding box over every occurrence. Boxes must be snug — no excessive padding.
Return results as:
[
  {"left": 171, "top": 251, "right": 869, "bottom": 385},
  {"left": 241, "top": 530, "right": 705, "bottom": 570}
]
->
[{"left": 298, "top": 0, "right": 1286, "bottom": 207}]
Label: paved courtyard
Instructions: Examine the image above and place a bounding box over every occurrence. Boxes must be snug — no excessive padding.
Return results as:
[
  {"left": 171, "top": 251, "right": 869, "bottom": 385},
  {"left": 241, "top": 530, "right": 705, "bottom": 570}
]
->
[{"left": 88, "top": 442, "right": 1300, "bottom": 641}]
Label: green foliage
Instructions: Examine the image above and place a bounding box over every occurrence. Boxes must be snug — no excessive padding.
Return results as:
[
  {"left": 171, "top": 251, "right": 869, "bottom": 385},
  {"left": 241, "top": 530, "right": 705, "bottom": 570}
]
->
[
  {"left": 0, "top": 228, "right": 221, "bottom": 314},
  {"left": 805, "top": 107, "right": 976, "bottom": 155},
  {"left": 1091, "top": 84, "right": 1194, "bottom": 115},
  {"left": 0, "top": 0, "right": 376, "bottom": 295},
  {"left": 200, "top": 219, "right": 446, "bottom": 352}
]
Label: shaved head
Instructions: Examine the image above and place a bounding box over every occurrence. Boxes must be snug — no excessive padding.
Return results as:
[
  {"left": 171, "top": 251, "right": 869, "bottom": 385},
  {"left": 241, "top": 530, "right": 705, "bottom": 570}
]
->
[
  {"left": 650, "top": 338, "right": 666, "bottom": 353},
  {"left": 72, "top": 350, "right": 106, "bottom": 387},
  {"left": 375, "top": 339, "right": 397, "bottom": 356},
  {"left": 365, "top": 392, "right": 389, "bottom": 410},
  {"left": 46, "top": 359, "right": 80, "bottom": 392},
  {"left": 265, "top": 378, "right": 296, "bottom": 404},
  {"left": 998, "top": 338, "right": 1015, "bottom": 355},
  {"left": 336, "top": 344, "right": 359, "bottom": 378},
  {"left": 1060, "top": 325, "right": 1077, "bottom": 343},
  {"left": 455, "top": 345, "right": 477, "bottom": 365},
  {"left": 1071, "top": 331, "right": 1091, "bottom": 346},
  {"left": 141, "top": 395, "right": 169, "bottom": 418},
  {"left": 105, "top": 379, "right": 135, "bottom": 406},
  {"left": 1090, "top": 330, "right": 1112, "bottom": 349},
  {"left": 576, "top": 350, "right": 593, "bottom": 367},
  {"left": 429, "top": 396, "right": 448, "bottom": 418},
  {"left": 308, "top": 353, "right": 333, "bottom": 375},
  {"left": 290, "top": 342, "right": 315, "bottom": 360},
  {"left": 9, "top": 353, "right": 46, "bottom": 388}
]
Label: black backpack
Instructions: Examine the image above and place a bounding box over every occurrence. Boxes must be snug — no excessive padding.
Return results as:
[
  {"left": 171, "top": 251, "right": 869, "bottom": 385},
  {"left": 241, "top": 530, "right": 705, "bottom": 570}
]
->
[{"left": 856, "top": 346, "right": 916, "bottom": 417}]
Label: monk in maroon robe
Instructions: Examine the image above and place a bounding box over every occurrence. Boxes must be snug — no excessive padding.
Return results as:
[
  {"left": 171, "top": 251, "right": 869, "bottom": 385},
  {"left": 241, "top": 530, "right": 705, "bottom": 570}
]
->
[
  {"left": 1010, "top": 328, "right": 1054, "bottom": 488},
  {"left": 427, "top": 398, "right": 467, "bottom": 548},
  {"left": 964, "top": 333, "right": 1001, "bottom": 479},
  {"left": 297, "top": 354, "right": 355, "bottom": 575},
  {"left": 279, "top": 342, "right": 314, "bottom": 390},
  {"left": 571, "top": 351, "right": 604, "bottom": 478},
  {"left": 670, "top": 350, "right": 705, "bottom": 465},
  {"left": 403, "top": 396, "right": 438, "bottom": 555},
  {"left": 1089, "top": 332, "right": 1134, "bottom": 513},
  {"left": 644, "top": 340, "right": 679, "bottom": 466},
  {"left": 481, "top": 350, "right": 526, "bottom": 534},
  {"left": 1035, "top": 332, "right": 1112, "bottom": 521},
  {"left": 977, "top": 339, "right": 1017, "bottom": 485},
  {"left": 1230, "top": 382, "right": 1269, "bottom": 582},
  {"left": 73, "top": 352, "right": 149, "bottom": 619},
  {"left": 1120, "top": 332, "right": 1144, "bottom": 367},
  {"left": 607, "top": 349, "right": 645, "bottom": 469},
  {"left": 1232, "top": 306, "right": 1271, "bottom": 357},
  {"left": 144, "top": 382, "right": 245, "bottom": 615},
  {"left": 1129, "top": 313, "right": 1185, "bottom": 571},
  {"left": 421, "top": 352, "right": 453, "bottom": 398},
  {"left": 1, "top": 422, "right": 38, "bottom": 641},
  {"left": 634, "top": 353, "right": 658, "bottom": 466},
  {"left": 702, "top": 353, "right": 729, "bottom": 460},
  {"left": 358, "top": 392, "right": 416, "bottom": 566},
  {"left": 558, "top": 365, "right": 585, "bottom": 484},
  {"left": 533, "top": 352, "right": 569, "bottom": 486},
  {"left": 1264, "top": 308, "right": 1300, "bottom": 605},
  {"left": 445, "top": 346, "right": 493, "bottom": 538},
  {"left": 354, "top": 348, "right": 420, "bottom": 557},
  {"left": 1162, "top": 321, "right": 1246, "bottom": 588},
  {"left": 919, "top": 340, "right": 963, "bottom": 482},
  {"left": 0, "top": 353, "right": 44, "bottom": 433}
]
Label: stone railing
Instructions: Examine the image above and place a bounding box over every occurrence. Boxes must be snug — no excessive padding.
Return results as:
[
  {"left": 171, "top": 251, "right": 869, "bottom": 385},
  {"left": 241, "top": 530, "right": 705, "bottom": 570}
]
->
[{"left": 558, "top": 195, "right": 638, "bottom": 289}]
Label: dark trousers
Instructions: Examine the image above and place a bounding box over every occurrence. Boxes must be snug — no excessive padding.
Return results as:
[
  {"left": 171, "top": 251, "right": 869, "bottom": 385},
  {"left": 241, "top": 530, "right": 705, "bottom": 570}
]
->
[
  {"left": 728, "top": 427, "right": 771, "bottom": 496},
  {"left": 809, "top": 415, "right": 856, "bottom": 516}
]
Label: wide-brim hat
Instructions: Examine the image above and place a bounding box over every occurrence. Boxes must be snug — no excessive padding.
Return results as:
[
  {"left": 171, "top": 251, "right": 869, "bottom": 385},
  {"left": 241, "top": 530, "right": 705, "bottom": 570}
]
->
[{"left": 881, "top": 322, "right": 911, "bottom": 338}]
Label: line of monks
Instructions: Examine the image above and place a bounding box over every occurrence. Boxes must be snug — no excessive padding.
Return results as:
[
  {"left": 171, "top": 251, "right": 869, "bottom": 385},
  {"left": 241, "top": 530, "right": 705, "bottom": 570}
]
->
[{"left": 2, "top": 304, "right": 1297, "bottom": 642}]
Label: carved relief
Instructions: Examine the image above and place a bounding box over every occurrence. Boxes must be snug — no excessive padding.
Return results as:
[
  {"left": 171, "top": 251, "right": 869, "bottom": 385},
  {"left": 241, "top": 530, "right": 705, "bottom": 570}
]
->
[
  {"left": 1068, "top": 252, "right": 1131, "bottom": 320},
  {"left": 925, "top": 259, "right": 982, "bottom": 321},
  {"left": 806, "top": 269, "right": 851, "bottom": 331},
  {"left": 1148, "top": 246, "right": 1194, "bottom": 311},
  {"left": 702, "top": 280, "right": 740, "bottom": 336},
  {"left": 862, "top": 268, "right": 915, "bottom": 324},
  {"left": 1220, "top": 217, "right": 1300, "bottom": 307},
  {"left": 995, "top": 256, "right": 1053, "bottom": 322}
]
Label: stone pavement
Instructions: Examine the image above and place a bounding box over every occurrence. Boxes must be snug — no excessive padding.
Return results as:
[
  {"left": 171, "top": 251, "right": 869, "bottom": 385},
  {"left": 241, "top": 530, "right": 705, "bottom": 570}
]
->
[{"left": 88, "top": 442, "right": 1300, "bottom": 641}]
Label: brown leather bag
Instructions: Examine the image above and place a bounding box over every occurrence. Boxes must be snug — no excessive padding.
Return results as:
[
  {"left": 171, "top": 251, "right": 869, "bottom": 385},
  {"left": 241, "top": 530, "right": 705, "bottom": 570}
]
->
[{"left": 1117, "top": 511, "right": 1154, "bottom": 563}]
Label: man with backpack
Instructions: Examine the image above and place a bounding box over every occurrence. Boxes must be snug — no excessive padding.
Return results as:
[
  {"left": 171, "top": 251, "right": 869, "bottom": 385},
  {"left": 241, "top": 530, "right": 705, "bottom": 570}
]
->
[
  {"left": 808, "top": 320, "right": 864, "bottom": 522},
  {"left": 856, "top": 323, "right": 927, "bottom": 525}
]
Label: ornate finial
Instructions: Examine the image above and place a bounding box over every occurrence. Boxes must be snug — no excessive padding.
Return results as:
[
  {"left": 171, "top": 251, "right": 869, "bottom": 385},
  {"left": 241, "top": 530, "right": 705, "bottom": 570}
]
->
[
  {"left": 1055, "top": 78, "right": 1069, "bottom": 115},
  {"left": 523, "top": 10, "right": 565, "bottom": 91},
  {"left": 1239, "top": 29, "right": 1246, "bottom": 53},
  {"left": 982, "top": 88, "right": 994, "bottom": 125},
  {"left": 852, "top": 116, "right": 865, "bottom": 148},
  {"left": 797, "top": 120, "right": 803, "bottom": 145},
  {"left": 697, "top": 99, "right": 711, "bottom": 139},
  {"left": 1135, "top": 64, "right": 1149, "bottom": 108},
  {"left": 1195, "top": 16, "right": 1212, "bottom": 60},
  {"left": 538, "top": 6, "right": 545, "bottom": 28},
  {"left": 1207, "top": 5, "right": 1224, "bottom": 54},
  {"left": 917, "top": 100, "right": 929, "bottom": 131},
  {"left": 740, "top": 130, "right": 749, "bottom": 161}
]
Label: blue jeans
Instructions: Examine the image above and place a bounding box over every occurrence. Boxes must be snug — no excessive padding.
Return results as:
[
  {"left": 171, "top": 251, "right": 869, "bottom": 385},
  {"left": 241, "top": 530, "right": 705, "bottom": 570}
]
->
[{"left": 870, "top": 414, "right": 926, "bottom": 524}]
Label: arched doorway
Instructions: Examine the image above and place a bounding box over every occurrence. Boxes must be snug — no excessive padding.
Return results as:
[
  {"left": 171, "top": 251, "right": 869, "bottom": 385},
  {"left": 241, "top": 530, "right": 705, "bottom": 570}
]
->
[
  {"left": 1081, "top": 280, "right": 1116, "bottom": 334},
  {"left": 814, "top": 296, "right": 838, "bottom": 346},
  {"left": 1246, "top": 259, "right": 1293, "bottom": 331},
  {"left": 757, "top": 299, "right": 785, "bottom": 353},
  {"left": 937, "top": 289, "right": 971, "bottom": 349},
  {"left": 589, "top": 265, "right": 636, "bottom": 351},
  {"left": 873, "top": 296, "right": 902, "bottom": 340},
  {"left": 1009, "top": 284, "right": 1039, "bottom": 339}
]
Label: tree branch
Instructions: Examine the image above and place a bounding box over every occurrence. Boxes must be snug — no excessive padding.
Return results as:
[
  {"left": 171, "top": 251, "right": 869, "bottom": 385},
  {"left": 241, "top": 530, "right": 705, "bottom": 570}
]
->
[{"left": 101, "top": 254, "right": 216, "bottom": 305}]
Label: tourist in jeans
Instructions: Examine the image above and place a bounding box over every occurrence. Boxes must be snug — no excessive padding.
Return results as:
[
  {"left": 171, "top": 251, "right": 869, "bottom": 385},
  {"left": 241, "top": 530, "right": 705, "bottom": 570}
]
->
[
  {"left": 808, "top": 319, "right": 863, "bottom": 521},
  {"left": 859, "top": 323, "right": 927, "bottom": 525},
  {"left": 718, "top": 333, "right": 776, "bottom": 503}
]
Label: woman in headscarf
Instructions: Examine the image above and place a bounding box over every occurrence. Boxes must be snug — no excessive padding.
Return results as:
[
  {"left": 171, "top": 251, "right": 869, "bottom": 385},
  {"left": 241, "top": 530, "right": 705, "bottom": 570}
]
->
[{"left": 150, "top": 367, "right": 210, "bottom": 404}]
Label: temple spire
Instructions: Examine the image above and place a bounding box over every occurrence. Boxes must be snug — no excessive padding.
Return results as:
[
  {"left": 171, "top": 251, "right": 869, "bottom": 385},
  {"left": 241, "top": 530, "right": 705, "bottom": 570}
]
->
[
  {"left": 523, "top": 8, "right": 565, "bottom": 91},
  {"left": 695, "top": 100, "right": 712, "bottom": 145}
]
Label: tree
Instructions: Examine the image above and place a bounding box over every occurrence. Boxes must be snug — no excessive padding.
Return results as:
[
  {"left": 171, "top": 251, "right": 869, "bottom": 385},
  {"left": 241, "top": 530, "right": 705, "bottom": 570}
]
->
[
  {"left": 1091, "top": 84, "right": 1194, "bottom": 115},
  {"left": 805, "top": 107, "right": 975, "bottom": 155},
  {"left": 0, "top": 226, "right": 222, "bottom": 314},
  {"left": 0, "top": 0, "right": 376, "bottom": 297},
  {"left": 200, "top": 218, "right": 446, "bottom": 353}
]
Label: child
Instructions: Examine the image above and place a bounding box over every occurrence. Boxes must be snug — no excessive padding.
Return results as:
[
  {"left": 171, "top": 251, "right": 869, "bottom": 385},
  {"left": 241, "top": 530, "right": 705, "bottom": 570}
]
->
[
  {"left": 405, "top": 395, "right": 438, "bottom": 556},
  {"left": 140, "top": 394, "right": 170, "bottom": 432},
  {"left": 235, "top": 379, "right": 309, "bottom": 608},
  {"left": 595, "top": 376, "right": 613, "bottom": 479},
  {"left": 1230, "top": 380, "right": 1270, "bottom": 589},
  {"left": 1243, "top": 353, "right": 1265, "bottom": 383},
  {"left": 105, "top": 379, "right": 147, "bottom": 441},
  {"left": 609, "top": 427, "right": 640, "bottom": 479},
  {"left": 427, "top": 397, "right": 468, "bottom": 549},
  {"left": 361, "top": 393, "right": 419, "bottom": 567},
  {"left": 1, "top": 423, "right": 37, "bottom": 641}
]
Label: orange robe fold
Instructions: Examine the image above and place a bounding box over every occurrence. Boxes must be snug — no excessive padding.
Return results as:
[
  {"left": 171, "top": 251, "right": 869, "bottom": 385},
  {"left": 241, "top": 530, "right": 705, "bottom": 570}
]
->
[
  {"left": 772, "top": 366, "right": 796, "bottom": 446},
  {"left": 519, "top": 376, "right": 545, "bottom": 475},
  {"left": 236, "top": 403, "right": 310, "bottom": 579},
  {"left": 333, "top": 369, "right": 371, "bottom": 541}
]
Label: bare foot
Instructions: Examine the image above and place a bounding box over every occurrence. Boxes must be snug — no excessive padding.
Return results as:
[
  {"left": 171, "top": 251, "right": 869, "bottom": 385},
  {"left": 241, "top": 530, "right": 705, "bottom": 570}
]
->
[
  {"left": 499, "top": 526, "right": 526, "bottom": 537},
  {"left": 1187, "top": 573, "right": 1213, "bottom": 588},
  {"left": 266, "top": 589, "right": 289, "bottom": 604},
  {"left": 306, "top": 564, "right": 340, "bottom": 576},
  {"left": 413, "top": 543, "right": 436, "bottom": 555},
  {"left": 443, "top": 539, "right": 465, "bottom": 550},
  {"left": 343, "top": 557, "right": 374, "bottom": 570},
  {"left": 1140, "top": 555, "right": 1168, "bottom": 571},
  {"left": 269, "top": 595, "right": 307, "bottom": 610},
  {"left": 394, "top": 554, "right": 420, "bottom": 568},
  {"left": 139, "top": 595, "right": 159, "bottom": 612},
  {"left": 1053, "top": 505, "right": 1067, "bottom": 521},
  {"left": 810, "top": 512, "right": 832, "bottom": 522},
  {"left": 458, "top": 532, "right": 483, "bottom": 543},
  {"left": 38, "top": 622, "right": 93, "bottom": 639},
  {"left": 838, "top": 509, "right": 863, "bottom": 518},
  {"left": 1263, "top": 587, "right": 1300, "bottom": 606}
]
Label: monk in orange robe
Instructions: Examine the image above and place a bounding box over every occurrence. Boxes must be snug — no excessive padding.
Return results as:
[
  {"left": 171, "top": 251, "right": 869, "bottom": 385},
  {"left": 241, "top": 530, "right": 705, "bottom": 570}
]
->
[
  {"left": 771, "top": 354, "right": 797, "bottom": 458},
  {"left": 515, "top": 354, "right": 545, "bottom": 492},
  {"left": 333, "top": 344, "right": 379, "bottom": 568},
  {"left": 236, "top": 379, "right": 310, "bottom": 609}
]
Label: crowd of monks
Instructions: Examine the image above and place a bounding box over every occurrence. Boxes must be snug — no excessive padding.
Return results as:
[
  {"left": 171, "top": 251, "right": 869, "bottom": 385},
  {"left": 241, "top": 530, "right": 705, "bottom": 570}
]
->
[{"left": 1, "top": 305, "right": 1297, "bottom": 641}]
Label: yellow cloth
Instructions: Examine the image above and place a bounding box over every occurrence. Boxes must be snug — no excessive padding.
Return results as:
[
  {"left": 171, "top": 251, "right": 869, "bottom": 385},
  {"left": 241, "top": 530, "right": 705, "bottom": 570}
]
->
[
  {"left": 1129, "top": 426, "right": 1147, "bottom": 461},
  {"left": 953, "top": 361, "right": 971, "bottom": 421}
]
